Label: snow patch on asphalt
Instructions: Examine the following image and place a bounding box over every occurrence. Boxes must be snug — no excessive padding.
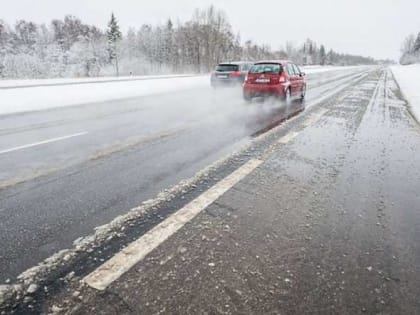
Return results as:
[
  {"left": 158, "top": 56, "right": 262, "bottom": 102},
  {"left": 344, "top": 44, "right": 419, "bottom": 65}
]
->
[
  {"left": 83, "top": 158, "right": 263, "bottom": 290},
  {"left": 391, "top": 64, "right": 420, "bottom": 122}
]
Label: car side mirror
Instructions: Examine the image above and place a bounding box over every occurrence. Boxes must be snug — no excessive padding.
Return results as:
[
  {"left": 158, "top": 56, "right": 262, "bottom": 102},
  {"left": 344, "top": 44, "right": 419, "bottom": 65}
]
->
[{"left": 300, "top": 72, "right": 306, "bottom": 77}]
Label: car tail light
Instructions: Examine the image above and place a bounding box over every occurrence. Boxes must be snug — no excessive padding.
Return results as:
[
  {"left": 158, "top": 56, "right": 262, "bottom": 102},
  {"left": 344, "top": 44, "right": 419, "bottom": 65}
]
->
[
  {"left": 244, "top": 74, "right": 249, "bottom": 83},
  {"left": 232, "top": 71, "right": 242, "bottom": 77}
]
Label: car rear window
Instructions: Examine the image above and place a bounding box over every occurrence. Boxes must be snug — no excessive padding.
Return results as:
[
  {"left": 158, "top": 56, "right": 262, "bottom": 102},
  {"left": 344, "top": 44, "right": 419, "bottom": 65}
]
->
[
  {"left": 249, "top": 63, "right": 282, "bottom": 74},
  {"left": 216, "top": 64, "right": 239, "bottom": 72}
]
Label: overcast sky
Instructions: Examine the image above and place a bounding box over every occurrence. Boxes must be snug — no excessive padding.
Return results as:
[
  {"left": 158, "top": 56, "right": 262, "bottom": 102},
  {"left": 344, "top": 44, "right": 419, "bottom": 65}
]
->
[{"left": 2, "top": 0, "right": 420, "bottom": 60}]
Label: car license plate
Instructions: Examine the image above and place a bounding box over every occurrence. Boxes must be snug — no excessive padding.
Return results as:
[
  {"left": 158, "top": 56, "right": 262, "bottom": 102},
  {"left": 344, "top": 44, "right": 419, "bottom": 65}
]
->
[
  {"left": 218, "top": 74, "right": 228, "bottom": 79},
  {"left": 256, "top": 78, "right": 270, "bottom": 83}
]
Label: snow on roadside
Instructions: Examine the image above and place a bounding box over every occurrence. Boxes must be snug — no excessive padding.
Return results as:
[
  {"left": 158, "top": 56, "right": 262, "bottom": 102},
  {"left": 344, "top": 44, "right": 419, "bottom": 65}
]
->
[
  {"left": 0, "top": 74, "right": 195, "bottom": 89},
  {"left": 391, "top": 64, "right": 420, "bottom": 122},
  {"left": 0, "top": 76, "right": 209, "bottom": 116},
  {"left": 302, "top": 65, "right": 362, "bottom": 74}
]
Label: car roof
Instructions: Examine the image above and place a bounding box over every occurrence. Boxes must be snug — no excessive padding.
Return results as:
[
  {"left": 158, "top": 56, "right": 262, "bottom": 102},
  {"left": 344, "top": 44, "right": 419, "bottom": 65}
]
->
[
  {"left": 254, "top": 60, "right": 292, "bottom": 65},
  {"left": 218, "top": 61, "right": 254, "bottom": 65}
]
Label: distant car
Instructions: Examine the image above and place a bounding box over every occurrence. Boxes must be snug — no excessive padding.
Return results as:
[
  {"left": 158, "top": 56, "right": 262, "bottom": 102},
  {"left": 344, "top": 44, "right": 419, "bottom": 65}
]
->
[
  {"left": 211, "top": 62, "right": 254, "bottom": 88},
  {"left": 243, "top": 60, "right": 306, "bottom": 102}
]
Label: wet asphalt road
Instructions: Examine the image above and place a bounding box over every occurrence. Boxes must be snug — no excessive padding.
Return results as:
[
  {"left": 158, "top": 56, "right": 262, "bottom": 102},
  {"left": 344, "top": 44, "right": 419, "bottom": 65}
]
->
[
  {"left": 34, "top": 67, "right": 420, "bottom": 315},
  {"left": 0, "top": 67, "right": 370, "bottom": 282}
]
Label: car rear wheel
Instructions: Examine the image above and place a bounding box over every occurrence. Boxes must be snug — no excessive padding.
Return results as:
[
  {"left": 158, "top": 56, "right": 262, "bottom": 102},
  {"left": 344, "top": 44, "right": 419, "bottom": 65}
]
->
[
  {"left": 243, "top": 91, "right": 252, "bottom": 103},
  {"left": 284, "top": 88, "right": 291, "bottom": 105},
  {"left": 301, "top": 84, "right": 306, "bottom": 99}
]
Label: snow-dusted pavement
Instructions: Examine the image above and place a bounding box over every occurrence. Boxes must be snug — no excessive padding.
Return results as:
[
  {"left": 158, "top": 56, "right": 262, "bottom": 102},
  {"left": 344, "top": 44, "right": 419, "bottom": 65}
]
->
[
  {"left": 391, "top": 64, "right": 420, "bottom": 122},
  {"left": 2, "top": 67, "right": 420, "bottom": 314},
  {"left": 0, "top": 67, "right": 370, "bottom": 284}
]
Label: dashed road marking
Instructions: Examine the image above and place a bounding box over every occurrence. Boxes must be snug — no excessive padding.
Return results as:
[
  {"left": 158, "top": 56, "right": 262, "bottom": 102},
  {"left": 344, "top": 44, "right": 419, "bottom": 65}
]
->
[
  {"left": 303, "top": 109, "right": 328, "bottom": 127},
  {"left": 0, "top": 132, "right": 88, "bottom": 155},
  {"left": 83, "top": 158, "right": 263, "bottom": 291},
  {"left": 278, "top": 132, "right": 299, "bottom": 144}
]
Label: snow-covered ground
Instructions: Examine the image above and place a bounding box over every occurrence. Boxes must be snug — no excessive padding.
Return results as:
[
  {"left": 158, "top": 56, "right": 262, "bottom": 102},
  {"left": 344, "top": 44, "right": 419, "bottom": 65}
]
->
[
  {"left": 0, "top": 66, "right": 362, "bottom": 116},
  {"left": 0, "top": 74, "right": 195, "bottom": 89},
  {"left": 391, "top": 64, "right": 420, "bottom": 122},
  {"left": 303, "top": 65, "right": 361, "bottom": 74},
  {"left": 0, "top": 76, "right": 209, "bottom": 116}
]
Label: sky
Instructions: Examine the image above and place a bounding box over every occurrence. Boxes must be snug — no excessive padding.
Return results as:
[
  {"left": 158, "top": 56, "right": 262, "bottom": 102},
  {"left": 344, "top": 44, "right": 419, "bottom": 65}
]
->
[{"left": 2, "top": 0, "right": 420, "bottom": 61}]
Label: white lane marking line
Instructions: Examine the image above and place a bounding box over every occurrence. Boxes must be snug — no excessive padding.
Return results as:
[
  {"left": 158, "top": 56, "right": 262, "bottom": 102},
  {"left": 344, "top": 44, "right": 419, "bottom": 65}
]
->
[
  {"left": 278, "top": 132, "right": 299, "bottom": 144},
  {"left": 83, "top": 158, "right": 263, "bottom": 291},
  {"left": 0, "top": 132, "right": 88, "bottom": 155},
  {"left": 303, "top": 109, "right": 328, "bottom": 127}
]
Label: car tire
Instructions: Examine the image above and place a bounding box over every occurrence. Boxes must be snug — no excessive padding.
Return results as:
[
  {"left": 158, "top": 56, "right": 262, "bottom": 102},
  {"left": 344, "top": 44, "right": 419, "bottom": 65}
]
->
[
  {"left": 301, "top": 84, "right": 306, "bottom": 99},
  {"left": 243, "top": 92, "right": 252, "bottom": 103},
  {"left": 284, "top": 88, "right": 291, "bottom": 105}
]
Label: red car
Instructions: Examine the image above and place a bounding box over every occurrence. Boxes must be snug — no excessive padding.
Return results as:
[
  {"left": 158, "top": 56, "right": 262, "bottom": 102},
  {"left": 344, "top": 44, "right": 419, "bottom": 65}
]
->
[{"left": 243, "top": 60, "right": 306, "bottom": 102}]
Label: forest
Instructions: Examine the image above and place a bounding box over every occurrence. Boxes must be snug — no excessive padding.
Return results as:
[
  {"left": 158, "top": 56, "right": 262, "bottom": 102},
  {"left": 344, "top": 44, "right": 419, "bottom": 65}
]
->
[{"left": 0, "top": 6, "right": 379, "bottom": 79}]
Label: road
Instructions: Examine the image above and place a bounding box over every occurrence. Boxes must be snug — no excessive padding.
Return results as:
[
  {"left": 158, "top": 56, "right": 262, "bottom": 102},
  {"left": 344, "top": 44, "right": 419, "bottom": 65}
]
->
[
  {"left": 1, "top": 66, "right": 418, "bottom": 314},
  {"left": 0, "top": 67, "right": 369, "bottom": 283},
  {"left": 25, "top": 67, "right": 418, "bottom": 315}
]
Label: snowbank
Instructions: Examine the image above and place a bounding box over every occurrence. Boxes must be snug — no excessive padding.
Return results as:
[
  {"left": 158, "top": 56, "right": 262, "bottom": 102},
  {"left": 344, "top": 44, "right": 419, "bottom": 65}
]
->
[
  {"left": 0, "top": 76, "right": 209, "bottom": 116},
  {"left": 302, "top": 65, "right": 361, "bottom": 74},
  {"left": 391, "top": 64, "right": 420, "bottom": 122},
  {"left": 0, "top": 74, "right": 195, "bottom": 89}
]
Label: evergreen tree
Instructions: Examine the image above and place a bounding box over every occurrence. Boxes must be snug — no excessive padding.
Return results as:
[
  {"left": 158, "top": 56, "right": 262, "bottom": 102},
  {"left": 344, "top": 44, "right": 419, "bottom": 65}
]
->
[
  {"left": 163, "top": 19, "right": 173, "bottom": 66},
  {"left": 319, "top": 45, "right": 326, "bottom": 65},
  {"left": 326, "top": 49, "right": 335, "bottom": 65},
  {"left": 413, "top": 32, "right": 420, "bottom": 53},
  {"left": 107, "top": 13, "right": 122, "bottom": 76}
]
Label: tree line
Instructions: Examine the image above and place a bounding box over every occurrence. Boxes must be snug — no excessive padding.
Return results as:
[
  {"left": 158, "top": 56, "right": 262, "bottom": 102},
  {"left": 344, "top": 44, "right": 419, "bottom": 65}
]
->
[
  {"left": 400, "top": 32, "right": 420, "bottom": 65},
  {"left": 0, "top": 6, "right": 379, "bottom": 79}
]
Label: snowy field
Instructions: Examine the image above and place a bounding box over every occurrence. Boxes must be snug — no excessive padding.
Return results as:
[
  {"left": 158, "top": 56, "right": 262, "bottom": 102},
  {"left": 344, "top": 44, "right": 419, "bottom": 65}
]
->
[
  {"left": 0, "top": 66, "right": 361, "bottom": 116},
  {"left": 302, "top": 65, "right": 361, "bottom": 74},
  {"left": 391, "top": 64, "right": 420, "bottom": 122},
  {"left": 0, "top": 74, "right": 195, "bottom": 89},
  {"left": 0, "top": 76, "right": 210, "bottom": 116}
]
